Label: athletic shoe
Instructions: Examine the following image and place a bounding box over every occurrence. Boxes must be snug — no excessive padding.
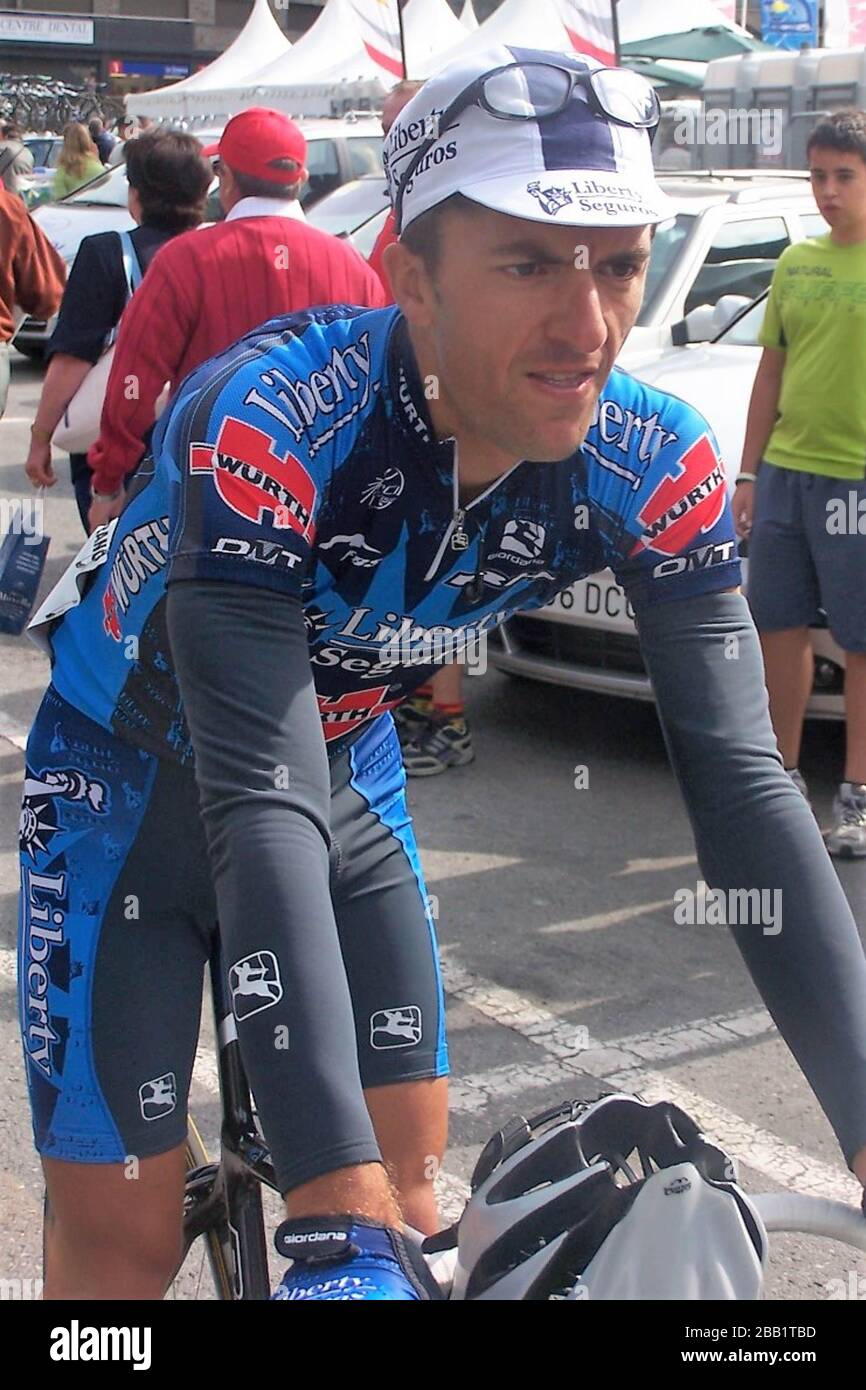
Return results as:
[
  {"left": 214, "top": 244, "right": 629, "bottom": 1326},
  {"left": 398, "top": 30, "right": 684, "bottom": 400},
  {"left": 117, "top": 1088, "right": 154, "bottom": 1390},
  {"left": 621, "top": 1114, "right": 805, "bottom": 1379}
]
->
[
  {"left": 786, "top": 767, "right": 810, "bottom": 802},
  {"left": 393, "top": 699, "right": 432, "bottom": 747},
  {"left": 271, "top": 1217, "right": 439, "bottom": 1301},
  {"left": 402, "top": 717, "right": 474, "bottom": 777},
  {"left": 825, "top": 782, "right": 866, "bottom": 859}
]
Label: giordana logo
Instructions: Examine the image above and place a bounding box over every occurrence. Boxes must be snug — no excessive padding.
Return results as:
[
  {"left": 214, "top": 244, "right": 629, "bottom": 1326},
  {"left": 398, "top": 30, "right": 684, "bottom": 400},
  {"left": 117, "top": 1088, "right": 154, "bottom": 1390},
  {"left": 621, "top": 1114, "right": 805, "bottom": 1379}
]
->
[
  {"left": 50, "top": 1321, "right": 151, "bottom": 1370},
  {"left": 283, "top": 1230, "right": 349, "bottom": 1244},
  {"left": 139, "top": 1072, "right": 177, "bottom": 1121},
  {"left": 190, "top": 418, "right": 317, "bottom": 540},
  {"left": 229, "top": 950, "right": 283, "bottom": 1019},
  {"left": 370, "top": 1005, "right": 422, "bottom": 1050}
]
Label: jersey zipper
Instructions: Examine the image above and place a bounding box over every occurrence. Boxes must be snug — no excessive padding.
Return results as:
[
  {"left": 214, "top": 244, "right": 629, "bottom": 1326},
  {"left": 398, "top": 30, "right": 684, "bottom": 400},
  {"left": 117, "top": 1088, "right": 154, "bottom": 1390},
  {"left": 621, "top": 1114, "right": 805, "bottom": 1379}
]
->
[{"left": 423, "top": 442, "right": 521, "bottom": 583}]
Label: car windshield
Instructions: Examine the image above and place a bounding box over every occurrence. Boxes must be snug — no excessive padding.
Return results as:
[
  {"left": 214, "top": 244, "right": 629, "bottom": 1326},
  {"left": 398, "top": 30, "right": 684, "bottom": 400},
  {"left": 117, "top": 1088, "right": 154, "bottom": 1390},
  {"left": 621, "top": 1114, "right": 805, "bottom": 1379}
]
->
[
  {"left": 351, "top": 205, "right": 389, "bottom": 260},
  {"left": 306, "top": 177, "right": 389, "bottom": 239},
  {"left": 635, "top": 213, "right": 696, "bottom": 326},
  {"left": 714, "top": 293, "right": 768, "bottom": 346}
]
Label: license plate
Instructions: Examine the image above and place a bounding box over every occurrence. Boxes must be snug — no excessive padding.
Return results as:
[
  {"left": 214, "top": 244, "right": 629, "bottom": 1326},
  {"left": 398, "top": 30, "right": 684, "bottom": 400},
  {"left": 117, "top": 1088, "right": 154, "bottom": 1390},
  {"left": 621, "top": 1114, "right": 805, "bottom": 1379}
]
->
[{"left": 544, "top": 573, "right": 635, "bottom": 632}]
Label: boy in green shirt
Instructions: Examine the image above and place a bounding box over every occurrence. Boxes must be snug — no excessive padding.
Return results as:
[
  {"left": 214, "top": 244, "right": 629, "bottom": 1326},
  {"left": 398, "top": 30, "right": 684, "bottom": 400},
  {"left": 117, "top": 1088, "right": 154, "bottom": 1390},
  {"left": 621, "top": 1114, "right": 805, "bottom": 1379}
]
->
[{"left": 734, "top": 110, "right": 866, "bottom": 857}]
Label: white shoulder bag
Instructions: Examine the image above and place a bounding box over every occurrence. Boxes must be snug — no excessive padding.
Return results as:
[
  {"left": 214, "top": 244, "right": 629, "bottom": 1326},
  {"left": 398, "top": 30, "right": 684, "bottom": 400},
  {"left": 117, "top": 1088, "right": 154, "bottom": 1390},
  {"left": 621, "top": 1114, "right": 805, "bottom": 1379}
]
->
[{"left": 52, "top": 229, "right": 143, "bottom": 456}]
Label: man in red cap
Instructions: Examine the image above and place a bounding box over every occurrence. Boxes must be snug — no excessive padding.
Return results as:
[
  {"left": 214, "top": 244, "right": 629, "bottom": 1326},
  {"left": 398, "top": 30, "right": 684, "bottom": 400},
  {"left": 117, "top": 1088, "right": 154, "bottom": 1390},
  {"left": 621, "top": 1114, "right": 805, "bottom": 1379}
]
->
[{"left": 83, "top": 109, "right": 386, "bottom": 531}]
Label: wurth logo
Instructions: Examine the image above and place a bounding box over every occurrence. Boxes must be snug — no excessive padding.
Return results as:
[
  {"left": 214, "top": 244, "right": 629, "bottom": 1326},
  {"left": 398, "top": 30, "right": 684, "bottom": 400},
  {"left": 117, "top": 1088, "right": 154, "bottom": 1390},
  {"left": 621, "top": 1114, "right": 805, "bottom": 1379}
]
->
[
  {"left": 190, "top": 418, "right": 317, "bottom": 540},
  {"left": 629, "top": 435, "right": 726, "bottom": 558},
  {"left": 102, "top": 515, "right": 169, "bottom": 641},
  {"left": 316, "top": 686, "right": 400, "bottom": 742}
]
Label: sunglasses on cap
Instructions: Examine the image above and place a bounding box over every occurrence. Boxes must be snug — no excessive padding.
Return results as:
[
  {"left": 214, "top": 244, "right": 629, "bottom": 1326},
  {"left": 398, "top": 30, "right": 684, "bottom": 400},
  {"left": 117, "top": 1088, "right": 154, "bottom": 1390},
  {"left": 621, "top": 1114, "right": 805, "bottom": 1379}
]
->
[{"left": 393, "top": 60, "right": 660, "bottom": 234}]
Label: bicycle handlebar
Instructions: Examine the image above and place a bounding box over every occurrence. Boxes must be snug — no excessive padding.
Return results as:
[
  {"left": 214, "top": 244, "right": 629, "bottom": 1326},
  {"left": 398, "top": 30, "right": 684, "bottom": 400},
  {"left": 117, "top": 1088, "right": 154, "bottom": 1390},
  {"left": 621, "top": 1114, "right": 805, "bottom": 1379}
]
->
[{"left": 752, "top": 1193, "right": 866, "bottom": 1251}]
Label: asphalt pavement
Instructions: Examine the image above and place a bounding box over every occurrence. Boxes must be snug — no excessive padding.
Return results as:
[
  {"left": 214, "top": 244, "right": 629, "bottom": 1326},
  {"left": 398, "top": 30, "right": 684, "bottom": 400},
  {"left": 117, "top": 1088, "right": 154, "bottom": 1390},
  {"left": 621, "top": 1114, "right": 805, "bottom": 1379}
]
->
[{"left": 1, "top": 350, "right": 864, "bottom": 1302}]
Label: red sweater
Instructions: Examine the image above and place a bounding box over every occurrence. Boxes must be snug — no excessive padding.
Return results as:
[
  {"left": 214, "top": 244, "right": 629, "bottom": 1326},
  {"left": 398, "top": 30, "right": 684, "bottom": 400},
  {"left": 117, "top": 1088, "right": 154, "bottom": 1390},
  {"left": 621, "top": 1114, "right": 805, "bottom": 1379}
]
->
[
  {"left": 88, "top": 212, "right": 387, "bottom": 494},
  {"left": 0, "top": 186, "right": 65, "bottom": 343},
  {"left": 368, "top": 208, "right": 397, "bottom": 305}
]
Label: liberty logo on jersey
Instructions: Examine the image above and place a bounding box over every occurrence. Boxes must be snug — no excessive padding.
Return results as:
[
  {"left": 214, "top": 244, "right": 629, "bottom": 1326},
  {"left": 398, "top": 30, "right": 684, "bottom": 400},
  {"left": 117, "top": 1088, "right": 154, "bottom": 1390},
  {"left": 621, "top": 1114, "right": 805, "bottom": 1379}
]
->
[
  {"left": 628, "top": 435, "right": 726, "bottom": 558},
  {"left": 190, "top": 418, "right": 317, "bottom": 541}
]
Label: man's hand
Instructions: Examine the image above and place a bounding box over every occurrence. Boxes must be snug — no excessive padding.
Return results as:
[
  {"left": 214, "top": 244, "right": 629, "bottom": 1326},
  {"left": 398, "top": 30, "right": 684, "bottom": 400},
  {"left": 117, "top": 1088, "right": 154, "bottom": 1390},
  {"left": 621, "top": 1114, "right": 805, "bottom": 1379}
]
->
[
  {"left": 88, "top": 489, "right": 125, "bottom": 533},
  {"left": 731, "top": 480, "right": 755, "bottom": 539},
  {"left": 25, "top": 436, "right": 56, "bottom": 489}
]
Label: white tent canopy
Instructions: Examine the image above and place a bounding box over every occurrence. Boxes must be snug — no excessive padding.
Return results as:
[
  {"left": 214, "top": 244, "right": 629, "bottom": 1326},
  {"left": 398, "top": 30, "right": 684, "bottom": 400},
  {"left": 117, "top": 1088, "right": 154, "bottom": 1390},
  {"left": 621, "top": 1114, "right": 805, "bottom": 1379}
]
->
[
  {"left": 616, "top": 0, "right": 742, "bottom": 44},
  {"left": 414, "top": 0, "right": 574, "bottom": 79},
  {"left": 179, "top": 0, "right": 395, "bottom": 119},
  {"left": 127, "top": 0, "right": 291, "bottom": 119},
  {"left": 403, "top": 0, "right": 468, "bottom": 78},
  {"left": 234, "top": 0, "right": 380, "bottom": 90},
  {"left": 459, "top": 0, "right": 479, "bottom": 31}
]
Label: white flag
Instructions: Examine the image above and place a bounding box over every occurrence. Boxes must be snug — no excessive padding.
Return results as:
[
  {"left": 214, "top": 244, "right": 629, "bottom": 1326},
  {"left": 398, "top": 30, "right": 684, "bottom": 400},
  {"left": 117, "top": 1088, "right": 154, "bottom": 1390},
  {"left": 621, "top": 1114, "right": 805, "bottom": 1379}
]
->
[
  {"left": 347, "top": 0, "right": 404, "bottom": 78},
  {"left": 553, "top": 1, "right": 616, "bottom": 65}
]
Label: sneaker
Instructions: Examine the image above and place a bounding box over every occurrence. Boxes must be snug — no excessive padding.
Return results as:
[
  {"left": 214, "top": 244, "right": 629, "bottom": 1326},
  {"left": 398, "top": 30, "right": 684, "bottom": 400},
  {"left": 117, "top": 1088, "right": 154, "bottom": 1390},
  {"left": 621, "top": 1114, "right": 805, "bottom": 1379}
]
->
[
  {"left": 402, "top": 717, "right": 474, "bottom": 777},
  {"left": 271, "top": 1218, "right": 438, "bottom": 1301},
  {"left": 825, "top": 782, "right": 866, "bottom": 859},
  {"left": 786, "top": 767, "right": 810, "bottom": 802},
  {"left": 393, "top": 699, "right": 432, "bottom": 747}
]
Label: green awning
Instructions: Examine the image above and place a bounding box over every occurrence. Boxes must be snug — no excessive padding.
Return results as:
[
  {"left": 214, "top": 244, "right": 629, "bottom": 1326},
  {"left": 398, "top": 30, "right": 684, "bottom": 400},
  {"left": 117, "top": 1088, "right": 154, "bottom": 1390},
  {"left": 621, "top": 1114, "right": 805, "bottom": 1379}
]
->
[
  {"left": 622, "top": 57, "right": 705, "bottom": 92},
  {"left": 621, "top": 24, "right": 773, "bottom": 63}
]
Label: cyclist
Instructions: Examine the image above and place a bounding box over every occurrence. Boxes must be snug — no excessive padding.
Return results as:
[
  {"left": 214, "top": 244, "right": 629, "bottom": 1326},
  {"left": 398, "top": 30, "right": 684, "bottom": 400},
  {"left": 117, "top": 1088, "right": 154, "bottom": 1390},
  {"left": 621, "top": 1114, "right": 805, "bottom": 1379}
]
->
[{"left": 20, "top": 48, "right": 866, "bottom": 1301}]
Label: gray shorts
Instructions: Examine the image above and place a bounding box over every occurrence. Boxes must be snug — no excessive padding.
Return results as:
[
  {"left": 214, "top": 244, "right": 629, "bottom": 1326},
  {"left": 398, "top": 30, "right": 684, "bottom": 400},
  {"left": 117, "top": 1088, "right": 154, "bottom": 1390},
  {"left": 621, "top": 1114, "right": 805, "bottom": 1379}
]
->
[{"left": 747, "top": 462, "right": 866, "bottom": 653}]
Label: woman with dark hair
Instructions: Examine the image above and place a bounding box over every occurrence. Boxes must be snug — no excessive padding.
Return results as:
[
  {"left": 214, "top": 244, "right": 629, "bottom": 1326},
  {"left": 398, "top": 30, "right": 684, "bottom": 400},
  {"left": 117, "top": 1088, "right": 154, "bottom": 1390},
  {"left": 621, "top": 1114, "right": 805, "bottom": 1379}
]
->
[
  {"left": 25, "top": 130, "right": 211, "bottom": 529},
  {"left": 52, "top": 122, "right": 103, "bottom": 198}
]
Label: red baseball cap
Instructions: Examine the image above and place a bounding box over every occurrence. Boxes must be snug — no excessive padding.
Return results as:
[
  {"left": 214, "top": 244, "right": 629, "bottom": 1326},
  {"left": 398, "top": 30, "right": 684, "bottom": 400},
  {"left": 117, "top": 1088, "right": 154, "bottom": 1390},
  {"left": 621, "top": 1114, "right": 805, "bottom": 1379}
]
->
[{"left": 203, "top": 108, "right": 307, "bottom": 184}]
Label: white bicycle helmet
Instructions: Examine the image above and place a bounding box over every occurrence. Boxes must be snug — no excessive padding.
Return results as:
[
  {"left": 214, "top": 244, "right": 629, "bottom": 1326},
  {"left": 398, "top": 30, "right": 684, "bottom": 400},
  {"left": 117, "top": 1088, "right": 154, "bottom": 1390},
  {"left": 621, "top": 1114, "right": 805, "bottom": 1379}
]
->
[{"left": 428, "top": 1093, "right": 767, "bottom": 1300}]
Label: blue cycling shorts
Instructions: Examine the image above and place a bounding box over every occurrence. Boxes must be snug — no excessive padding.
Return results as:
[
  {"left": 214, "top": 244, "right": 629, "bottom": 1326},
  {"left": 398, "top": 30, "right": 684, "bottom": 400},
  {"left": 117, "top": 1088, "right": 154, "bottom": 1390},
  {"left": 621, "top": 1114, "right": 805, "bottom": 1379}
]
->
[{"left": 18, "top": 685, "right": 447, "bottom": 1166}]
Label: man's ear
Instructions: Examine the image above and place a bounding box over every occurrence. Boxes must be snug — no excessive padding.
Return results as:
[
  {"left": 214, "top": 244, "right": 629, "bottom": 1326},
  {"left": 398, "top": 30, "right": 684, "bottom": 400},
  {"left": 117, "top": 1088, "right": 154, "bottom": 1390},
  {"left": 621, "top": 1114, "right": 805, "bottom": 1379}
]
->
[{"left": 383, "top": 240, "right": 436, "bottom": 330}]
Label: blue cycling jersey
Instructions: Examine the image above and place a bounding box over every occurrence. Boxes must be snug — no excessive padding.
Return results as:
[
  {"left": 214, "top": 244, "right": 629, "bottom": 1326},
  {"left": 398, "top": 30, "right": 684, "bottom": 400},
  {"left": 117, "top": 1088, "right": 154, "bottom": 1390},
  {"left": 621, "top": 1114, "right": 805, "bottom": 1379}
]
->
[{"left": 38, "top": 304, "right": 740, "bottom": 762}]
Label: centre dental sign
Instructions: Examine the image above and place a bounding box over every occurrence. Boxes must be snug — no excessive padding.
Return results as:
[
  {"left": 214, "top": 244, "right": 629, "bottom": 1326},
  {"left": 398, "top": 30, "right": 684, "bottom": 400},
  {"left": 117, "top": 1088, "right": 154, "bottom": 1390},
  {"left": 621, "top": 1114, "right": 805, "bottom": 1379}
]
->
[{"left": 0, "top": 14, "right": 94, "bottom": 44}]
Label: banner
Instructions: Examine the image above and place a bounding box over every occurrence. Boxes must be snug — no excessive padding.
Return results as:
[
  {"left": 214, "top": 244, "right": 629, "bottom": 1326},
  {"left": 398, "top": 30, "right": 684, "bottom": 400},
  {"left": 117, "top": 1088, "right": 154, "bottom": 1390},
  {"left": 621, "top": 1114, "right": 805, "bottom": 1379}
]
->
[
  {"left": 851, "top": 0, "right": 866, "bottom": 45},
  {"left": 0, "top": 14, "right": 93, "bottom": 45},
  {"left": 347, "top": 0, "right": 404, "bottom": 78},
  {"left": 760, "top": 0, "right": 818, "bottom": 50},
  {"left": 554, "top": 1, "right": 616, "bottom": 65}
]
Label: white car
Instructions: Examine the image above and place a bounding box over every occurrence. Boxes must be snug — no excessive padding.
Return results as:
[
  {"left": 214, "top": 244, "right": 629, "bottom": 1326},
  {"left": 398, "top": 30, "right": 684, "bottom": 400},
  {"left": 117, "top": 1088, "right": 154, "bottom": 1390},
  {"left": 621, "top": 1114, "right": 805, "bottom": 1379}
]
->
[
  {"left": 15, "top": 117, "right": 384, "bottom": 358},
  {"left": 488, "top": 293, "right": 845, "bottom": 721},
  {"left": 617, "top": 170, "right": 825, "bottom": 366}
]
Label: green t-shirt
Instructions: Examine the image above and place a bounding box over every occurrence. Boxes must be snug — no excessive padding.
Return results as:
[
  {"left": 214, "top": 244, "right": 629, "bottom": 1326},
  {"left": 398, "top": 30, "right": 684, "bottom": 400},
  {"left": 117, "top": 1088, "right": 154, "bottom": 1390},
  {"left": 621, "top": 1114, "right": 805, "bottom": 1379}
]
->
[
  {"left": 759, "top": 234, "right": 866, "bottom": 480},
  {"left": 51, "top": 156, "right": 104, "bottom": 201}
]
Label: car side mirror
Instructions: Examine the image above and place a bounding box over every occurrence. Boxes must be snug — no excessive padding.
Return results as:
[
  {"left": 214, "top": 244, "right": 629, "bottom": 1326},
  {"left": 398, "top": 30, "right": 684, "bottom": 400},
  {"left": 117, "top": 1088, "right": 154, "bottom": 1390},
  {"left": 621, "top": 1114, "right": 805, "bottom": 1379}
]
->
[
  {"left": 671, "top": 303, "right": 719, "bottom": 346},
  {"left": 671, "top": 295, "right": 752, "bottom": 347}
]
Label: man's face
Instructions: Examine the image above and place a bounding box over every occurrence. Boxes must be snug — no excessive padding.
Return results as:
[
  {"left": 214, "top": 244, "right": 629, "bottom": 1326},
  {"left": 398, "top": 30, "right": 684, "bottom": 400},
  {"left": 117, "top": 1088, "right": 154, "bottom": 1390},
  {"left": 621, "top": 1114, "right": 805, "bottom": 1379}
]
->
[
  {"left": 809, "top": 146, "right": 866, "bottom": 232},
  {"left": 398, "top": 204, "right": 651, "bottom": 467}
]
